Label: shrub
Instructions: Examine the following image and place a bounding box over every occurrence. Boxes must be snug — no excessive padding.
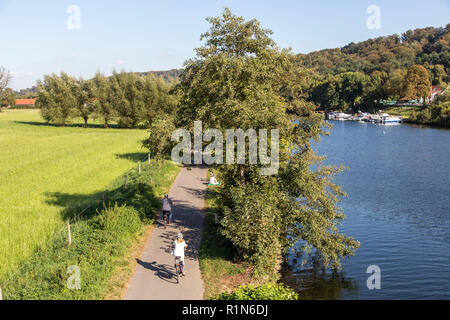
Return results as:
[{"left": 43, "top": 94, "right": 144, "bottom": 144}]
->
[
  {"left": 219, "top": 184, "right": 282, "bottom": 279},
  {"left": 95, "top": 204, "right": 141, "bottom": 236},
  {"left": 211, "top": 283, "right": 298, "bottom": 300},
  {"left": 3, "top": 205, "right": 142, "bottom": 300}
]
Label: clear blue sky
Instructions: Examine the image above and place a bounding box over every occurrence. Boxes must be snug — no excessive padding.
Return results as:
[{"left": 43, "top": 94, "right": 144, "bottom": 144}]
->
[{"left": 1, "top": 0, "right": 449, "bottom": 90}]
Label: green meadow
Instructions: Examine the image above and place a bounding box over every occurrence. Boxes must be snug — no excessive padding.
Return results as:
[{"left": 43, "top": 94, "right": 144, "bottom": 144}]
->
[{"left": 0, "top": 109, "right": 149, "bottom": 280}]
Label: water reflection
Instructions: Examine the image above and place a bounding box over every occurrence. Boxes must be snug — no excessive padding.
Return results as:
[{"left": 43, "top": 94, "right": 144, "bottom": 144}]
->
[{"left": 283, "top": 253, "right": 359, "bottom": 300}]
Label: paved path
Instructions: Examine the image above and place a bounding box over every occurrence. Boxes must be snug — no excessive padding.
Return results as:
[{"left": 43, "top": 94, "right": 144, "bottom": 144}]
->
[{"left": 124, "top": 165, "right": 208, "bottom": 300}]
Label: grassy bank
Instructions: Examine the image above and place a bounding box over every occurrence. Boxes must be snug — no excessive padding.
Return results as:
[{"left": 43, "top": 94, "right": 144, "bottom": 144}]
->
[
  {"left": 383, "top": 106, "right": 424, "bottom": 119},
  {"left": 1, "top": 160, "right": 180, "bottom": 299},
  {"left": 0, "top": 109, "right": 148, "bottom": 280},
  {"left": 199, "top": 175, "right": 253, "bottom": 299},
  {"left": 199, "top": 176, "right": 299, "bottom": 300}
]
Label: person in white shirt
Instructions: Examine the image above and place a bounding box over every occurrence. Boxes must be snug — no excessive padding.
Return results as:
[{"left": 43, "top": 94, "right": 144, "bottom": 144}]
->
[{"left": 172, "top": 233, "right": 188, "bottom": 276}]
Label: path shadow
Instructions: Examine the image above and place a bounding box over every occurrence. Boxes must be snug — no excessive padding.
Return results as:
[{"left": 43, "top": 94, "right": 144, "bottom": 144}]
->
[
  {"left": 45, "top": 176, "right": 160, "bottom": 222},
  {"left": 115, "top": 152, "right": 148, "bottom": 163},
  {"left": 153, "top": 198, "right": 205, "bottom": 261},
  {"left": 14, "top": 121, "right": 119, "bottom": 129},
  {"left": 136, "top": 259, "right": 177, "bottom": 284}
]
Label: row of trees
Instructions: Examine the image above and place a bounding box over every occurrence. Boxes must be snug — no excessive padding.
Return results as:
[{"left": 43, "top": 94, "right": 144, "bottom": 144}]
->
[
  {"left": 310, "top": 64, "right": 432, "bottom": 110},
  {"left": 38, "top": 71, "right": 177, "bottom": 127}
]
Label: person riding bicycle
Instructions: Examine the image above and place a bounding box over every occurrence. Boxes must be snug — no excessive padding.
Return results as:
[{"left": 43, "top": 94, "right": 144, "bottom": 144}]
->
[
  {"left": 161, "top": 194, "right": 173, "bottom": 223},
  {"left": 172, "top": 233, "right": 188, "bottom": 276}
]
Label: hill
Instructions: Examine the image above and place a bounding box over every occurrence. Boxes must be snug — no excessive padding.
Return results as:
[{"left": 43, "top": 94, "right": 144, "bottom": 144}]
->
[{"left": 296, "top": 24, "right": 449, "bottom": 85}]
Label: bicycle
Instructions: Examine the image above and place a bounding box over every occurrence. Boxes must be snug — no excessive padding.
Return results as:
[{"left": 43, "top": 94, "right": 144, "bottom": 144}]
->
[
  {"left": 162, "top": 210, "right": 170, "bottom": 224},
  {"left": 174, "top": 256, "right": 184, "bottom": 284}
]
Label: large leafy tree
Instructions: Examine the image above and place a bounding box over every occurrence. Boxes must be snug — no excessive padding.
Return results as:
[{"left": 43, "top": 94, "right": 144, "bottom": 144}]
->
[
  {"left": 92, "top": 72, "right": 116, "bottom": 128},
  {"left": 175, "top": 8, "right": 359, "bottom": 277},
  {"left": 0, "top": 88, "right": 16, "bottom": 108},
  {"left": 384, "top": 69, "right": 407, "bottom": 100},
  {"left": 37, "top": 73, "right": 77, "bottom": 126},
  {"left": 337, "top": 72, "right": 370, "bottom": 109},
  {"left": 140, "top": 74, "right": 178, "bottom": 127},
  {"left": 402, "top": 64, "right": 431, "bottom": 100},
  {"left": 72, "top": 78, "right": 96, "bottom": 127}
]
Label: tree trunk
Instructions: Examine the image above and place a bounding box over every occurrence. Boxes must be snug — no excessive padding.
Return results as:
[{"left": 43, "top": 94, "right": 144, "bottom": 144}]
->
[
  {"left": 84, "top": 117, "right": 88, "bottom": 128},
  {"left": 104, "top": 118, "right": 109, "bottom": 129}
]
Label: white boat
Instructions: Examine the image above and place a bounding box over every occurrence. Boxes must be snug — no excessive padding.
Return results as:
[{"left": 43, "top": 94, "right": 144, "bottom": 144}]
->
[
  {"left": 382, "top": 115, "right": 402, "bottom": 124},
  {"left": 357, "top": 112, "right": 371, "bottom": 121},
  {"left": 326, "top": 112, "right": 337, "bottom": 120},
  {"left": 335, "top": 112, "right": 351, "bottom": 120},
  {"left": 374, "top": 113, "right": 402, "bottom": 124}
]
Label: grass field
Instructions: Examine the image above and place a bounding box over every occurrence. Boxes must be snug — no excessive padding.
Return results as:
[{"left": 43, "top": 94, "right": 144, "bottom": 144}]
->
[{"left": 0, "top": 109, "right": 150, "bottom": 280}]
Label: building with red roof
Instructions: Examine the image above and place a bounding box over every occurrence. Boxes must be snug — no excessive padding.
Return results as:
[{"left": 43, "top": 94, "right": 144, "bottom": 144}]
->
[{"left": 15, "top": 98, "right": 37, "bottom": 107}]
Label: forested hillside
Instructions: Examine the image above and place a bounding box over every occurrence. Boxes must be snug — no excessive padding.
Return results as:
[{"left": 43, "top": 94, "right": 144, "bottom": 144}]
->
[
  {"left": 297, "top": 25, "right": 449, "bottom": 84},
  {"left": 292, "top": 24, "right": 449, "bottom": 123}
]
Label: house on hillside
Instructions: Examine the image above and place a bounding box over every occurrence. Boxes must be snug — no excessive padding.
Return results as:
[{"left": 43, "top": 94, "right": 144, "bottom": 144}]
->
[
  {"left": 15, "top": 98, "right": 37, "bottom": 108},
  {"left": 430, "top": 85, "right": 442, "bottom": 101}
]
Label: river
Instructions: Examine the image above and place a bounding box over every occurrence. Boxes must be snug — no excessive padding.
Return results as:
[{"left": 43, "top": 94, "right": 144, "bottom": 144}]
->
[{"left": 284, "top": 121, "right": 450, "bottom": 300}]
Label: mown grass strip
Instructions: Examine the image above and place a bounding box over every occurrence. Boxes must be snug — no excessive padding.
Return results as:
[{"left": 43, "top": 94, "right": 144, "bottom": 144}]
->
[{"left": 199, "top": 175, "right": 250, "bottom": 299}]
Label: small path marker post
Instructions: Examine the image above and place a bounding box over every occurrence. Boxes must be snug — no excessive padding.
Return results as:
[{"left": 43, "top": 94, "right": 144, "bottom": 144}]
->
[
  {"left": 102, "top": 193, "right": 105, "bottom": 208},
  {"left": 124, "top": 175, "right": 128, "bottom": 190},
  {"left": 0, "top": 287, "right": 3, "bottom": 300},
  {"left": 148, "top": 153, "right": 151, "bottom": 164},
  {"left": 67, "top": 222, "right": 72, "bottom": 248},
  {"left": 138, "top": 162, "right": 141, "bottom": 174}
]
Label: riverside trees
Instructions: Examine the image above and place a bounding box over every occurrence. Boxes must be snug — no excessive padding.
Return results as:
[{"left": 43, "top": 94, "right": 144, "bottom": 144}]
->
[
  {"left": 37, "top": 71, "right": 176, "bottom": 127},
  {"left": 172, "top": 8, "right": 360, "bottom": 278}
]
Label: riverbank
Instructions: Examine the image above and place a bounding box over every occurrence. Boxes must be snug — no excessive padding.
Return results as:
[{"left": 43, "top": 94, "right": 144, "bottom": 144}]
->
[
  {"left": 199, "top": 171, "right": 297, "bottom": 300},
  {"left": 199, "top": 181, "right": 252, "bottom": 299}
]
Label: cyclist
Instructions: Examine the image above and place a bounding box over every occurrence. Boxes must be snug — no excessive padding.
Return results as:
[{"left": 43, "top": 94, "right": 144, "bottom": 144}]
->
[
  {"left": 161, "top": 194, "right": 173, "bottom": 224},
  {"left": 172, "top": 233, "right": 188, "bottom": 276}
]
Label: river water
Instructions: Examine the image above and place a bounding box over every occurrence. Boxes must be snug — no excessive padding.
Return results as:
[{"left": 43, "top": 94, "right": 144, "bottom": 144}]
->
[{"left": 284, "top": 121, "right": 450, "bottom": 300}]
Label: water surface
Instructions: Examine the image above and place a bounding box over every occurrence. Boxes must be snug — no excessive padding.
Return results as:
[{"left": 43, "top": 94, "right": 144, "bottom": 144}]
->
[{"left": 284, "top": 121, "right": 450, "bottom": 300}]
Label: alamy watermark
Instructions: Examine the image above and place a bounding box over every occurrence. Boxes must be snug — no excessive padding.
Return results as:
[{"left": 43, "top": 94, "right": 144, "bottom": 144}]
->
[
  {"left": 366, "top": 5, "right": 381, "bottom": 30},
  {"left": 366, "top": 265, "right": 381, "bottom": 290},
  {"left": 67, "top": 5, "right": 81, "bottom": 30},
  {"left": 67, "top": 265, "right": 81, "bottom": 290},
  {"left": 171, "top": 121, "right": 280, "bottom": 176}
]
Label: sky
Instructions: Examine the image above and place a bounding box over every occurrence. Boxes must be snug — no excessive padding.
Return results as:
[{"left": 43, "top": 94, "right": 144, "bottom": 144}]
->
[{"left": 0, "top": 0, "right": 449, "bottom": 90}]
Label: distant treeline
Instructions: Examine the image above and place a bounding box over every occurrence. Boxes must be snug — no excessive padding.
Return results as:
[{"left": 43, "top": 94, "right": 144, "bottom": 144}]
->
[
  {"left": 37, "top": 71, "right": 178, "bottom": 128},
  {"left": 14, "top": 86, "right": 38, "bottom": 99},
  {"left": 138, "top": 69, "right": 183, "bottom": 82}
]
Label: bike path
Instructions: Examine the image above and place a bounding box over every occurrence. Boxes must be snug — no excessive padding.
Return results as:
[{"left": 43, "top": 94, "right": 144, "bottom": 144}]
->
[{"left": 124, "top": 165, "right": 208, "bottom": 300}]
